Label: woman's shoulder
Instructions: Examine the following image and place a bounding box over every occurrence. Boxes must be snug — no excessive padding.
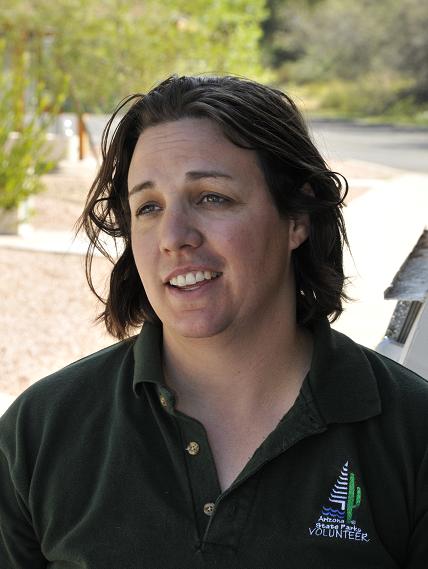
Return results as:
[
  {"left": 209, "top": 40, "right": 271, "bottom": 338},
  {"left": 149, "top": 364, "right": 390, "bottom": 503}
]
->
[
  {"left": 0, "top": 337, "right": 137, "bottom": 436},
  {"left": 360, "top": 343, "right": 428, "bottom": 400}
]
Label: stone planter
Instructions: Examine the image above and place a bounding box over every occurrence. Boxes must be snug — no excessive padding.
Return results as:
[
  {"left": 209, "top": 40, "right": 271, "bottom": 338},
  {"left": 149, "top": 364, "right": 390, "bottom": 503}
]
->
[{"left": 0, "top": 199, "right": 32, "bottom": 235}]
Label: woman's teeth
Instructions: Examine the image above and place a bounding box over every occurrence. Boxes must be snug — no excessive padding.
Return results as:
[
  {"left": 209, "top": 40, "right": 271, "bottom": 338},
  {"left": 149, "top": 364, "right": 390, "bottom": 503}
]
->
[{"left": 169, "top": 271, "right": 221, "bottom": 287}]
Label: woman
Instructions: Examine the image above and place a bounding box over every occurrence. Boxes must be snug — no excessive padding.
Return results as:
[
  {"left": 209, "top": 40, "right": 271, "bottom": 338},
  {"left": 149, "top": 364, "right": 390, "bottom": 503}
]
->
[{"left": 1, "top": 75, "right": 427, "bottom": 568}]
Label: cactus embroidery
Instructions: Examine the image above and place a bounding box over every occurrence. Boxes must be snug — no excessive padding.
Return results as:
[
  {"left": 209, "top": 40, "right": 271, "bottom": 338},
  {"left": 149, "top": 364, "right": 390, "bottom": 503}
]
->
[
  {"left": 347, "top": 472, "right": 362, "bottom": 523},
  {"left": 308, "top": 460, "right": 369, "bottom": 542}
]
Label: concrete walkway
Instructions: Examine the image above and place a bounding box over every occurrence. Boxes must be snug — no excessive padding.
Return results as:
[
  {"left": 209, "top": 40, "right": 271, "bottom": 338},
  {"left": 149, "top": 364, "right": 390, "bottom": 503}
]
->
[{"left": 0, "top": 226, "right": 92, "bottom": 255}]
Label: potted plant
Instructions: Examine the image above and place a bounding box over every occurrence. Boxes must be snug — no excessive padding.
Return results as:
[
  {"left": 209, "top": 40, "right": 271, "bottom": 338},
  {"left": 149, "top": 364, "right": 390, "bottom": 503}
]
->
[{"left": 0, "top": 69, "right": 58, "bottom": 235}]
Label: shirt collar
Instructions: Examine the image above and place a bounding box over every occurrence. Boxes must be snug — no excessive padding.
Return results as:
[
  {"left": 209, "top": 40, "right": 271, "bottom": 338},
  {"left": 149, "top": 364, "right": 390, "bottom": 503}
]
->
[
  {"left": 132, "top": 318, "right": 382, "bottom": 424},
  {"left": 132, "top": 321, "right": 166, "bottom": 395},
  {"left": 307, "top": 319, "right": 381, "bottom": 424}
]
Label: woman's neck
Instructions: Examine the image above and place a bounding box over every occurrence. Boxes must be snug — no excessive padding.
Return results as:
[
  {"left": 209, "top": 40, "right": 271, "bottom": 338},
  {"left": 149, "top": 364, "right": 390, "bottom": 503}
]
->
[{"left": 162, "top": 312, "right": 313, "bottom": 422}]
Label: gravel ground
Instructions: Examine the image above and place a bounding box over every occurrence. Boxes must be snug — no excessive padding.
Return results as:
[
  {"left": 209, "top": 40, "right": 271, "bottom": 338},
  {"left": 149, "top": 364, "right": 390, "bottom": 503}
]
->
[
  {"left": 0, "top": 162, "right": 114, "bottom": 396},
  {"left": 0, "top": 158, "right": 402, "bottom": 399},
  {"left": 0, "top": 249, "right": 113, "bottom": 395}
]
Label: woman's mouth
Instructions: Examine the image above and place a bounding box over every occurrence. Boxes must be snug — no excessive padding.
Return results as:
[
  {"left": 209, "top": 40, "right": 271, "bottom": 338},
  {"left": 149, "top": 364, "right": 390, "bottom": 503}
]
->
[{"left": 167, "top": 270, "right": 222, "bottom": 291}]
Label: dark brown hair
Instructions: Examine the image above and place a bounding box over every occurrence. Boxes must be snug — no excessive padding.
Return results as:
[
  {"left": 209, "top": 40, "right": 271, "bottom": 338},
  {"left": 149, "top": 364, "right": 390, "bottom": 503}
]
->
[{"left": 78, "top": 74, "right": 349, "bottom": 339}]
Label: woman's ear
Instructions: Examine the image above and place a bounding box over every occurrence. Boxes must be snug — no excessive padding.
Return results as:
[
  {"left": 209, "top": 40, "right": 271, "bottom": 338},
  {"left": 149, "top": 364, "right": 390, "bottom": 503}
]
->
[
  {"left": 288, "top": 183, "right": 313, "bottom": 251},
  {"left": 289, "top": 213, "right": 310, "bottom": 251},
  {"left": 301, "top": 182, "right": 315, "bottom": 198}
]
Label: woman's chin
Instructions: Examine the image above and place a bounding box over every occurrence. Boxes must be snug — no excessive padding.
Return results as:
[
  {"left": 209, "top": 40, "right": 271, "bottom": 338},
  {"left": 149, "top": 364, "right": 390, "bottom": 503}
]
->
[{"left": 161, "top": 314, "right": 230, "bottom": 340}]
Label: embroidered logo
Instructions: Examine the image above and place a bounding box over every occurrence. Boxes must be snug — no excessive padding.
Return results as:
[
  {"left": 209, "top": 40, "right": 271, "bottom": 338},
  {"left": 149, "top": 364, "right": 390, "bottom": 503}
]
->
[{"left": 308, "top": 461, "right": 370, "bottom": 542}]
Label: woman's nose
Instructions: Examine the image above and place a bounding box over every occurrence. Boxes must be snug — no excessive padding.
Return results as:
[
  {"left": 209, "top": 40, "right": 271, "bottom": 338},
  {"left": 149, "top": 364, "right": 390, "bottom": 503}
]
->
[{"left": 159, "top": 207, "right": 203, "bottom": 253}]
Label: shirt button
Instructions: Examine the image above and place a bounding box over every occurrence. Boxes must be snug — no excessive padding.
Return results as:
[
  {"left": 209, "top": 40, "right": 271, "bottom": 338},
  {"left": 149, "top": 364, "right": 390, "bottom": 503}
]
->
[
  {"left": 186, "top": 441, "right": 200, "bottom": 456},
  {"left": 203, "top": 502, "right": 215, "bottom": 516},
  {"left": 159, "top": 394, "right": 168, "bottom": 408}
]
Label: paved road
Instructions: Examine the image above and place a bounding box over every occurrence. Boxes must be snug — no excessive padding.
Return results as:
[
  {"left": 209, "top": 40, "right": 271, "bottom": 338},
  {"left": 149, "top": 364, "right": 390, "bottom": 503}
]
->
[
  {"left": 309, "top": 119, "right": 428, "bottom": 173},
  {"left": 54, "top": 114, "right": 428, "bottom": 173}
]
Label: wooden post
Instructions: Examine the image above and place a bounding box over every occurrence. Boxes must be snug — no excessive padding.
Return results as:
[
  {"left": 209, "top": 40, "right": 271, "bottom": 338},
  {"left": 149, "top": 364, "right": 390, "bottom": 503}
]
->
[{"left": 78, "top": 112, "right": 89, "bottom": 160}]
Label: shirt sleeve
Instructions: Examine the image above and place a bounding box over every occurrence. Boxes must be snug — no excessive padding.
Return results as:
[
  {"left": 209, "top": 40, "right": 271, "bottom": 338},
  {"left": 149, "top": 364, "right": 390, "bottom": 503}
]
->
[
  {"left": 405, "top": 445, "right": 428, "bottom": 568},
  {"left": 0, "top": 424, "right": 47, "bottom": 568}
]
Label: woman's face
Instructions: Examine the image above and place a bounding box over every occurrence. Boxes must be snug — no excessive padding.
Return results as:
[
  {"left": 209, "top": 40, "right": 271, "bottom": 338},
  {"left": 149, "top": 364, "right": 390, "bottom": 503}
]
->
[{"left": 127, "top": 117, "right": 308, "bottom": 340}]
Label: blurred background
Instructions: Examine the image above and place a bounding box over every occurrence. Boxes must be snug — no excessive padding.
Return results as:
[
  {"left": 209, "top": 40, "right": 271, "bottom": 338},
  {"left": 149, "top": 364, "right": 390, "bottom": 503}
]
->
[{"left": 1, "top": 0, "right": 427, "bottom": 412}]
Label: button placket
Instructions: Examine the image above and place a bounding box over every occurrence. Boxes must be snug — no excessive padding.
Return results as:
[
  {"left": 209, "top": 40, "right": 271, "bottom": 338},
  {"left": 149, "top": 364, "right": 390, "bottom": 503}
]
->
[{"left": 177, "top": 417, "right": 221, "bottom": 538}]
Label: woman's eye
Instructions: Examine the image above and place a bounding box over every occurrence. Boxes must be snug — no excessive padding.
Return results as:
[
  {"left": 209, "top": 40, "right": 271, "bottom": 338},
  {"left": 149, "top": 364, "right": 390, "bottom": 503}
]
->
[
  {"left": 200, "top": 194, "right": 228, "bottom": 205},
  {"left": 136, "top": 203, "right": 160, "bottom": 217}
]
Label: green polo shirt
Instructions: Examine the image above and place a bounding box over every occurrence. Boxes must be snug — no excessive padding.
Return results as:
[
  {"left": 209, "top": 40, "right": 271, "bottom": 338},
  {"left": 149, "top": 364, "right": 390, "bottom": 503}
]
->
[{"left": 1, "top": 320, "right": 427, "bottom": 568}]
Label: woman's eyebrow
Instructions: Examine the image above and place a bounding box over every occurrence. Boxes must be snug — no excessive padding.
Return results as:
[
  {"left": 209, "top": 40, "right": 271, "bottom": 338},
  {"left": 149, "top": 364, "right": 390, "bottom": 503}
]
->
[
  {"left": 185, "top": 170, "right": 233, "bottom": 182},
  {"left": 129, "top": 170, "right": 233, "bottom": 197},
  {"left": 129, "top": 180, "right": 154, "bottom": 197}
]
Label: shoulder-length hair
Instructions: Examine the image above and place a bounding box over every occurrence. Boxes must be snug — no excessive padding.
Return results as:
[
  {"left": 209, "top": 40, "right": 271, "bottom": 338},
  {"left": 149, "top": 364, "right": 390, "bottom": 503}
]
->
[{"left": 78, "top": 74, "right": 349, "bottom": 340}]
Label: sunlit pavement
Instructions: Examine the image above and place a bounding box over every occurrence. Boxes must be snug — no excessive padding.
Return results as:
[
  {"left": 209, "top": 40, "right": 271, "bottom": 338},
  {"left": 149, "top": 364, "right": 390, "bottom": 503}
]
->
[
  {"left": 332, "top": 171, "right": 428, "bottom": 349},
  {"left": 0, "top": 393, "right": 15, "bottom": 416}
]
